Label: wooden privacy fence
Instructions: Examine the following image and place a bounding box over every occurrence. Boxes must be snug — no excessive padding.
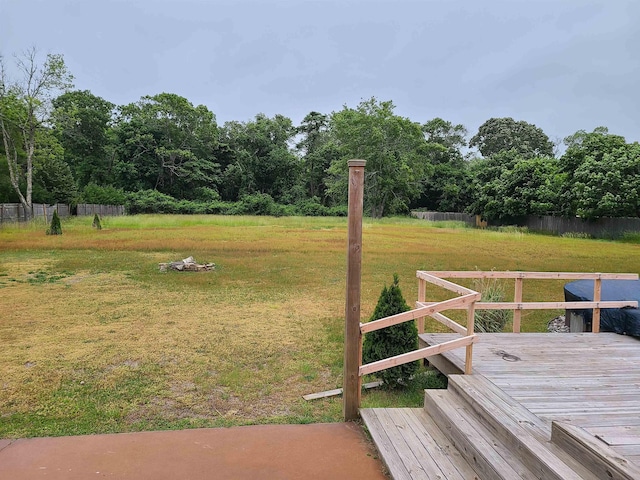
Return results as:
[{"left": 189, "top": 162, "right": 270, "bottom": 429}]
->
[
  {"left": 76, "top": 204, "right": 125, "bottom": 217},
  {"left": 358, "top": 271, "right": 639, "bottom": 384},
  {"left": 0, "top": 203, "right": 71, "bottom": 223},
  {"left": 412, "top": 211, "right": 640, "bottom": 239},
  {"left": 0, "top": 203, "right": 124, "bottom": 224}
]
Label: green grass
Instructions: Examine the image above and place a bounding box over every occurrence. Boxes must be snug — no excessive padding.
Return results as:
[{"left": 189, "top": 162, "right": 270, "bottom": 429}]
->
[{"left": 1, "top": 214, "right": 639, "bottom": 438}]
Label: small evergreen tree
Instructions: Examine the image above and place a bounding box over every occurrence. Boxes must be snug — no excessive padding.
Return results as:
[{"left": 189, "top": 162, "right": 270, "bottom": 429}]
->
[
  {"left": 363, "top": 274, "right": 418, "bottom": 388},
  {"left": 92, "top": 213, "right": 102, "bottom": 230},
  {"left": 46, "top": 210, "right": 62, "bottom": 235}
]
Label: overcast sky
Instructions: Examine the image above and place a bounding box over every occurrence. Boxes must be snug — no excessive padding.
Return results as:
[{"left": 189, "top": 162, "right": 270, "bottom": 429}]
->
[{"left": 2, "top": 0, "right": 639, "bottom": 145}]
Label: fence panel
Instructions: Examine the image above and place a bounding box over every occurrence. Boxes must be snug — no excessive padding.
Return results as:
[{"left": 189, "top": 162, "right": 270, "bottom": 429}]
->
[
  {"left": 411, "top": 211, "right": 477, "bottom": 226},
  {"left": 412, "top": 211, "right": 640, "bottom": 239},
  {"left": 56, "top": 204, "right": 71, "bottom": 218},
  {"left": 0, "top": 203, "right": 23, "bottom": 223},
  {"left": 0, "top": 203, "right": 124, "bottom": 224},
  {"left": 76, "top": 204, "right": 125, "bottom": 217},
  {"left": 522, "top": 215, "right": 640, "bottom": 238}
]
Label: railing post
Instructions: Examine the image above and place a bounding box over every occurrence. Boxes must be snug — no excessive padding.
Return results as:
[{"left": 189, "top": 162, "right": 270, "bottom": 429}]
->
[
  {"left": 465, "top": 302, "right": 475, "bottom": 374},
  {"left": 344, "top": 159, "right": 366, "bottom": 421},
  {"left": 417, "top": 278, "right": 426, "bottom": 334},
  {"left": 592, "top": 277, "right": 602, "bottom": 332},
  {"left": 513, "top": 277, "right": 523, "bottom": 333}
]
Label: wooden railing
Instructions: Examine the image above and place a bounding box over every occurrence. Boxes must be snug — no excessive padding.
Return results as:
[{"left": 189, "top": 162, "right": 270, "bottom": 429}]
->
[
  {"left": 358, "top": 271, "right": 639, "bottom": 380},
  {"left": 418, "top": 271, "right": 639, "bottom": 333}
]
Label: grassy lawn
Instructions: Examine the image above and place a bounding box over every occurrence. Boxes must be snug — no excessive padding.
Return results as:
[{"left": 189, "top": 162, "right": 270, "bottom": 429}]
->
[{"left": 1, "top": 215, "right": 639, "bottom": 438}]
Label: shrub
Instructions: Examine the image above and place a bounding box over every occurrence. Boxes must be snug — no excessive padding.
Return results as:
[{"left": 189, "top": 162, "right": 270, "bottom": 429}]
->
[
  {"left": 363, "top": 274, "right": 418, "bottom": 388},
  {"left": 192, "top": 187, "right": 221, "bottom": 202},
  {"left": 82, "top": 183, "right": 126, "bottom": 205},
  {"left": 230, "top": 193, "right": 279, "bottom": 216},
  {"left": 126, "top": 190, "right": 179, "bottom": 214},
  {"left": 472, "top": 276, "right": 512, "bottom": 332},
  {"left": 327, "top": 205, "right": 348, "bottom": 217},
  {"left": 46, "top": 211, "right": 63, "bottom": 235},
  {"left": 561, "top": 231, "right": 591, "bottom": 239},
  {"left": 295, "top": 198, "right": 329, "bottom": 216},
  {"left": 92, "top": 214, "right": 102, "bottom": 230}
]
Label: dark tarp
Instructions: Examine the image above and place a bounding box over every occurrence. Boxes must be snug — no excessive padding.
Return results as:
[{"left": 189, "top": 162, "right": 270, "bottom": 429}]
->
[{"left": 564, "top": 280, "right": 640, "bottom": 337}]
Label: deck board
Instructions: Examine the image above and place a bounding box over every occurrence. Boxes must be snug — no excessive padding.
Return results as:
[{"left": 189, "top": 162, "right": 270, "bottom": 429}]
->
[
  {"left": 360, "top": 408, "right": 479, "bottom": 480},
  {"left": 420, "top": 332, "right": 640, "bottom": 466}
]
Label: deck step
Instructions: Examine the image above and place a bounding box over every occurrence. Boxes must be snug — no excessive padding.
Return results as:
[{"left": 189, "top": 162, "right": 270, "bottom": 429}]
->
[
  {"left": 424, "top": 389, "right": 540, "bottom": 480},
  {"left": 360, "top": 408, "right": 480, "bottom": 480},
  {"left": 446, "top": 374, "right": 598, "bottom": 480},
  {"left": 551, "top": 421, "right": 640, "bottom": 480},
  {"left": 363, "top": 373, "right": 636, "bottom": 479}
]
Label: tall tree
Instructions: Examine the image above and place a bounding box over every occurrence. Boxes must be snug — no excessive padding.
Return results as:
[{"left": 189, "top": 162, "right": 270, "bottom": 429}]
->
[
  {"left": 572, "top": 142, "right": 640, "bottom": 219},
  {"left": 467, "top": 151, "right": 561, "bottom": 221},
  {"left": 469, "top": 117, "right": 554, "bottom": 158},
  {"left": 559, "top": 127, "right": 627, "bottom": 216},
  {"left": 296, "top": 111, "right": 337, "bottom": 204},
  {"left": 0, "top": 48, "right": 73, "bottom": 218},
  {"left": 417, "top": 118, "right": 469, "bottom": 212},
  {"left": 32, "top": 128, "right": 77, "bottom": 204},
  {"left": 52, "top": 90, "right": 115, "bottom": 187},
  {"left": 112, "top": 93, "right": 220, "bottom": 198},
  {"left": 326, "top": 98, "right": 429, "bottom": 218},
  {"left": 220, "top": 113, "right": 300, "bottom": 202}
]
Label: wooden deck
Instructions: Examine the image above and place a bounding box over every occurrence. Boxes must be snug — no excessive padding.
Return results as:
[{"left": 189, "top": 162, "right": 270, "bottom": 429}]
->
[
  {"left": 362, "top": 332, "right": 640, "bottom": 479},
  {"left": 420, "top": 332, "right": 640, "bottom": 465}
]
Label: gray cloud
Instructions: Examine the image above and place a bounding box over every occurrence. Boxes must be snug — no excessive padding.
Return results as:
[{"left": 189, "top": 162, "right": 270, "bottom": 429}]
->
[{"left": 2, "top": 0, "right": 638, "bottom": 143}]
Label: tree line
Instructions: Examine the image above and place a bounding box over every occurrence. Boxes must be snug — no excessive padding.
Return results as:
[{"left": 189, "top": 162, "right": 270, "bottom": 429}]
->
[{"left": 2, "top": 50, "right": 639, "bottom": 220}]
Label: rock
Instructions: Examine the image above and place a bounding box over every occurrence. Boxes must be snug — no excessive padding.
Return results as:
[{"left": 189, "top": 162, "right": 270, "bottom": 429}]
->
[
  {"left": 159, "top": 257, "right": 215, "bottom": 272},
  {"left": 547, "top": 315, "right": 570, "bottom": 333}
]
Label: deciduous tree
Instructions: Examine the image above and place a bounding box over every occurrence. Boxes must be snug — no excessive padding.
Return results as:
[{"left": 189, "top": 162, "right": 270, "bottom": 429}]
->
[
  {"left": 220, "top": 113, "right": 300, "bottom": 203},
  {"left": 467, "top": 151, "right": 561, "bottom": 221},
  {"left": 558, "top": 127, "right": 628, "bottom": 216},
  {"left": 112, "top": 93, "right": 220, "bottom": 198},
  {"left": 326, "top": 98, "right": 429, "bottom": 218},
  {"left": 572, "top": 143, "right": 640, "bottom": 219},
  {"left": 469, "top": 117, "right": 554, "bottom": 158},
  {"left": 0, "top": 48, "right": 73, "bottom": 218},
  {"left": 52, "top": 90, "right": 115, "bottom": 187},
  {"left": 296, "top": 111, "right": 338, "bottom": 204},
  {"left": 32, "top": 129, "right": 77, "bottom": 204},
  {"left": 416, "top": 118, "right": 469, "bottom": 212}
]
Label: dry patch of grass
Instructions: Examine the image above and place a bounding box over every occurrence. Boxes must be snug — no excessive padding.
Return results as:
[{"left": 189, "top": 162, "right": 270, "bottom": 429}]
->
[{"left": 1, "top": 215, "right": 639, "bottom": 437}]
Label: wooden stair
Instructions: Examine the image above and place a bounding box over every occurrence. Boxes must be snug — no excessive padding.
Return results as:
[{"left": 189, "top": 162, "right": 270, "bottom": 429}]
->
[{"left": 361, "top": 374, "right": 638, "bottom": 479}]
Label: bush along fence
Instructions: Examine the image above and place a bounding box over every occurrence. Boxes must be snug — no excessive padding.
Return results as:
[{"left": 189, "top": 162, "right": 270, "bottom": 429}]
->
[
  {"left": 0, "top": 203, "right": 125, "bottom": 224},
  {"left": 412, "top": 211, "right": 640, "bottom": 239},
  {"left": 410, "top": 211, "right": 485, "bottom": 228}
]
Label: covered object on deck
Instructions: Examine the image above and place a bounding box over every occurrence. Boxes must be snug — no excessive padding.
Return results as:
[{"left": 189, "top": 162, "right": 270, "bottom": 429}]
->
[{"left": 564, "top": 279, "right": 640, "bottom": 336}]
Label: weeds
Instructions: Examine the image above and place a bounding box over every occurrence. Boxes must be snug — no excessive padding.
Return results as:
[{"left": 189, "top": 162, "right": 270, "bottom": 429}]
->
[
  {"left": 26, "top": 270, "right": 72, "bottom": 285},
  {"left": 471, "top": 276, "right": 513, "bottom": 333},
  {"left": 561, "top": 231, "right": 591, "bottom": 239}
]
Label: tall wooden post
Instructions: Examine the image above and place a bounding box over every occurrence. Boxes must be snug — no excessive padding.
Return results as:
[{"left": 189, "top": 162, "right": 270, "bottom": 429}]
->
[
  {"left": 465, "top": 303, "right": 475, "bottom": 375},
  {"left": 417, "top": 278, "right": 426, "bottom": 334},
  {"left": 513, "top": 277, "right": 523, "bottom": 333},
  {"left": 592, "top": 277, "right": 602, "bottom": 333},
  {"left": 344, "top": 159, "right": 366, "bottom": 421}
]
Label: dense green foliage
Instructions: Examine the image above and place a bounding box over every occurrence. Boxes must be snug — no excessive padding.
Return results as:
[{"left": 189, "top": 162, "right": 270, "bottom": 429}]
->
[
  {"left": 2, "top": 51, "right": 639, "bottom": 221},
  {"left": 326, "top": 99, "right": 429, "bottom": 218},
  {"left": 469, "top": 117, "right": 554, "bottom": 158},
  {"left": 363, "top": 275, "right": 418, "bottom": 388}
]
